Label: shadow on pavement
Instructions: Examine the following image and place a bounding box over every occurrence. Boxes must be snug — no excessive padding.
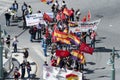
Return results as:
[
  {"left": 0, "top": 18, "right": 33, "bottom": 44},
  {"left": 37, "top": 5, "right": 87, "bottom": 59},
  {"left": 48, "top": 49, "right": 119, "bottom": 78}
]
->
[
  {"left": 86, "top": 62, "right": 96, "bottom": 65},
  {"left": 94, "top": 47, "right": 112, "bottom": 52},
  {"left": 84, "top": 68, "right": 94, "bottom": 74}
]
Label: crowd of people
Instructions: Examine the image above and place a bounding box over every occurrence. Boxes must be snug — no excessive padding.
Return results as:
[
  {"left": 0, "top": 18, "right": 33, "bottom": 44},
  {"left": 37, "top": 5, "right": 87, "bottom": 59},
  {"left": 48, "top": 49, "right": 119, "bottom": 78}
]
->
[{"left": 3, "top": 0, "right": 97, "bottom": 79}]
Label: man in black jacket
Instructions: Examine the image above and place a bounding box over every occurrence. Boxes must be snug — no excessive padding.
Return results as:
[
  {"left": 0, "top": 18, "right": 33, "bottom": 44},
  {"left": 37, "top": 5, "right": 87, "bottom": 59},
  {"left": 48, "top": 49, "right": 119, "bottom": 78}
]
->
[{"left": 5, "top": 10, "right": 11, "bottom": 26}]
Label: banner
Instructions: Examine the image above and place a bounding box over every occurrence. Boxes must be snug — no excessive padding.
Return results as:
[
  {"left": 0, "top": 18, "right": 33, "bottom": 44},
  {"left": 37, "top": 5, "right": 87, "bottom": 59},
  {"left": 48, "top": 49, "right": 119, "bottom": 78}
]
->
[
  {"left": 25, "top": 13, "right": 43, "bottom": 26},
  {"left": 25, "top": 12, "right": 53, "bottom": 26},
  {"left": 43, "top": 66, "right": 82, "bottom": 80},
  {"left": 70, "top": 19, "right": 101, "bottom": 32}
]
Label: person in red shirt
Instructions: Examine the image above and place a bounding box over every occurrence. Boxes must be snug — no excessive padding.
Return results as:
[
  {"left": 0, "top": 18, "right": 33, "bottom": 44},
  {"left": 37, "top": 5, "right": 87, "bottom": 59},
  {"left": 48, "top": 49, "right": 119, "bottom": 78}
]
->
[{"left": 51, "top": 56, "right": 57, "bottom": 67}]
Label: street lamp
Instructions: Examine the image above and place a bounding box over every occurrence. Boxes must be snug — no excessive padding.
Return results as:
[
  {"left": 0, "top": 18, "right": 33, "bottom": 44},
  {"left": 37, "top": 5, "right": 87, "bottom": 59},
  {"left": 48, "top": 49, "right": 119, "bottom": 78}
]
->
[
  {"left": 107, "top": 47, "right": 120, "bottom": 80},
  {"left": 0, "top": 25, "right": 3, "bottom": 79}
]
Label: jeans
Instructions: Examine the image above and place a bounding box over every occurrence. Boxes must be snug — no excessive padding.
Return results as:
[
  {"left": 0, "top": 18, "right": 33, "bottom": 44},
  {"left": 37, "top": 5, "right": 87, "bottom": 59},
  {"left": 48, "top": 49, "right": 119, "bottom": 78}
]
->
[
  {"left": 27, "top": 69, "right": 30, "bottom": 78},
  {"left": 14, "top": 44, "right": 17, "bottom": 52},
  {"left": 6, "top": 19, "right": 10, "bottom": 26},
  {"left": 91, "top": 39, "right": 95, "bottom": 48}
]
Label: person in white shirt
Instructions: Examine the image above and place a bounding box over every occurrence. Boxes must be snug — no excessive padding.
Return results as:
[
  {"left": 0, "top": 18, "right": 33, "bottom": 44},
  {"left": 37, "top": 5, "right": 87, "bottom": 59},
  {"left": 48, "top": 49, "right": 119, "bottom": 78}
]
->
[{"left": 13, "top": 36, "right": 18, "bottom": 53}]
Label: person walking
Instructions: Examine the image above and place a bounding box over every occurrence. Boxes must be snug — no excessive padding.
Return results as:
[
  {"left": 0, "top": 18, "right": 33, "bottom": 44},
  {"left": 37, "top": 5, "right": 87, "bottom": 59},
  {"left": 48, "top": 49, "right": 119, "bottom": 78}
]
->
[
  {"left": 28, "top": 5, "right": 33, "bottom": 14},
  {"left": 37, "top": 23, "right": 42, "bottom": 40},
  {"left": 20, "top": 60, "right": 26, "bottom": 79},
  {"left": 5, "top": 35, "right": 11, "bottom": 48},
  {"left": 23, "top": 48, "right": 29, "bottom": 62},
  {"left": 11, "top": 0, "right": 18, "bottom": 20},
  {"left": 12, "top": 36, "right": 18, "bottom": 53},
  {"left": 5, "top": 9, "right": 11, "bottom": 26},
  {"left": 90, "top": 30, "right": 97, "bottom": 48},
  {"left": 29, "top": 26, "right": 34, "bottom": 42},
  {"left": 75, "top": 9, "right": 81, "bottom": 21},
  {"left": 26, "top": 61, "right": 31, "bottom": 78},
  {"left": 21, "top": 2, "right": 27, "bottom": 18}
]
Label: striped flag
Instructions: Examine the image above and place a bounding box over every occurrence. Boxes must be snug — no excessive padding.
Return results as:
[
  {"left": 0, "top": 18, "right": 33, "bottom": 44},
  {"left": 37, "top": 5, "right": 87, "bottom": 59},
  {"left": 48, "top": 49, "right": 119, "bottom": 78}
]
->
[
  {"left": 41, "top": 0, "right": 54, "bottom": 5},
  {"left": 66, "top": 73, "right": 79, "bottom": 80},
  {"left": 69, "top": 32, "right": 81, "bottom": 46}
]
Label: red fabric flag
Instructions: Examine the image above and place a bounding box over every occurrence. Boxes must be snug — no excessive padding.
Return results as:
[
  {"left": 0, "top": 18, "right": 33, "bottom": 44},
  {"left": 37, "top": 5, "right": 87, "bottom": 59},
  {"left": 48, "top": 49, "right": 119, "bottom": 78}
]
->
[
  {"left": 81, "top": 16, "right": 87, "bottom": 22},
  {"left": 56, "top": 50, "right": 70, "bottom": 58},
  {"left": 43, "top": 13, "right": 52, "bottom": 22},
  {"left": 80, "top": 42, "right": 94, "bottom": 55},
  {"left": 61, "top": 13, "right": 66, "bottom": 20},
  {"left": 63, "top": 8, "right": 70, "bottom": 16},
  {"left": 87, "top": 10, "right": 91, "bottom": 21}
]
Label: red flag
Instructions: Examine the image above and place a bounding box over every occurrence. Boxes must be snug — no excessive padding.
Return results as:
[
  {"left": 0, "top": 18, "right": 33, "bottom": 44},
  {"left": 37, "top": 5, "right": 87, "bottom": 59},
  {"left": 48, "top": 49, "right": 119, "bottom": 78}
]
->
[
  {"left": 81, "top": 16, "right": 87, "bottom": 22},
  {"left": 56, "top": 50, "right": 70, "bottom": 58},
  {"left": 61, "top": 13, "right": 66, "bottom": 20},
  {"left": 63, "top": 8, "right": 70, "bottom": 16},
  {"left": 87, "top": 10, "right": 91, "bottom": 21},
  {"left": 80, "top": 42, "right": 94, "bottom": 55},
  {"left": 43, "top": 13, "right": 52, "bottom": 22}
]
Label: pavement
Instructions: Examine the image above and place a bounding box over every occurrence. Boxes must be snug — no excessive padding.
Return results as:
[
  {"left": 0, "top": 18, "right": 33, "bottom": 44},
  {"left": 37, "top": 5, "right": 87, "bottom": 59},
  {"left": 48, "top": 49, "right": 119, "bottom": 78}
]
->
[
  {"left": 4, "top": 46, "right": 39, "bottom": 80},
  {"left": 0, "top": 0, "right": 14, "bottom": 15}
]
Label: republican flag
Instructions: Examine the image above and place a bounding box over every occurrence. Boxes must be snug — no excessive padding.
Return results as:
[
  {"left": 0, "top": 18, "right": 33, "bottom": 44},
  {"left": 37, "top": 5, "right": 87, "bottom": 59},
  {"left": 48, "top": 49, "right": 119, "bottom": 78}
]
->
[
  {"left": 52, "top": 31, "right": 57, "bottom": 42},
  {"left": 69, "top": 32, "right": 80, "bottom": 45},
  {"left": 43, "top": 13, "right": 52, "bottom": 22},
  {"left": 87, "top": 10, "right": 91, "bottom": 21},
  {"left": 66, "top": 73, "right": 79, "bottom": 80},
  {"left": 53, "top": 29, "right": 68, "bottom": 38},
  {"left": 41, "top": 0, "right": 54, "bottom": 5},
  {"left": 63, "top": 28, "right": 68, "bottom": 33},
  {"left": 71, "top": 50, "right": 85, "bottom": 61},
  {"left": 56, "top": 37, "right": 71, "bottom": 44},
  {"left": 71, "top": 50, "right": 80, "bottom": 60},
  {"left": 79, "top": 42, "right": 94, "bottom": 55}
]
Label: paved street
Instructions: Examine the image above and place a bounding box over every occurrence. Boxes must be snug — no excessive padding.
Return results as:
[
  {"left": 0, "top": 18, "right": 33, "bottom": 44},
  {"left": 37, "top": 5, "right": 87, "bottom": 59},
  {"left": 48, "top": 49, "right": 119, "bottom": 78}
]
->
[{"left": 0, "top": 0, "right": 120, "bottom": 80}]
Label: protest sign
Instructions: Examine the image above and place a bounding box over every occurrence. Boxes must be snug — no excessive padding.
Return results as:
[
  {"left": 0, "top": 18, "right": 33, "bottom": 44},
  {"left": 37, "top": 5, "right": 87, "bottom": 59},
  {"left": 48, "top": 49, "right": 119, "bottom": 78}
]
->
[
  {"left": 70, "top": 19, "right": 101, "bottom": 32},
  {"left": 25, "top": 12, "right": 53, "bottom": 26}
]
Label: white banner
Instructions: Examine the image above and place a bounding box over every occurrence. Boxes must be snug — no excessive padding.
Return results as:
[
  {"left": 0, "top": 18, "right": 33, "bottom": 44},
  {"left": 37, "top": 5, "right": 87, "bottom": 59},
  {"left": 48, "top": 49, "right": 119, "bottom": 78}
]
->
[
  {"left": 70, "top": 19, "right": 101, "bottom": 32},
  {"left": 25, "top": 13, "right": 43, "bottom": 26},
  {"left": 43, "top": 66, "right": 82, "bottom": 80},
  {"left": 25, "top": 12, "right": 53, "bottom": 26}
]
